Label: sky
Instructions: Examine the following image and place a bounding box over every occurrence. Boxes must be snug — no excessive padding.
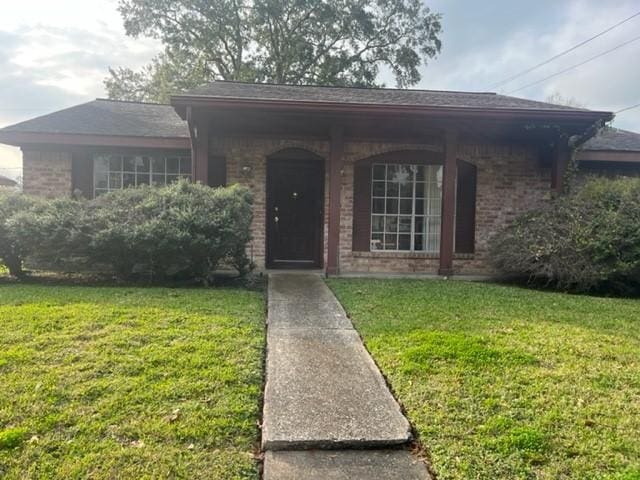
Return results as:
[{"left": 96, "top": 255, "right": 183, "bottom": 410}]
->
[{"left": 1, "top": 0, "right": 639, "bottom": 180}]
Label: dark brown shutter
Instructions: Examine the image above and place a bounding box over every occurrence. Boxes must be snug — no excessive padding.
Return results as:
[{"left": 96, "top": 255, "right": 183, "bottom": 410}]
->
[
  {"left": 72, "top": 152, "right": 93, "bottom": 198},
  {"left": 352, "top": 162, "right": 372, "bottom": 251},
  {"left": 455, "top": 160, "right": 477, "bottom": 254},
  {"left": 208, "top": 155, "right": 227, "bottom": 187}
]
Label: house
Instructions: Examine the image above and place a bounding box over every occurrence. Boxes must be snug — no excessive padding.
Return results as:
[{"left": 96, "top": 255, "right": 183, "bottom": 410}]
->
[
  {"left": 0, "top": 81, "right": 625, "bottom": 276},
  {"left": 576, "top": 127, "right": 640, "bottom": 177}
]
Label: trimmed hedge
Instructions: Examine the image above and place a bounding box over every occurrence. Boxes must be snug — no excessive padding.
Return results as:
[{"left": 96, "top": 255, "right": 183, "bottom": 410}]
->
[
  {"left": 0, "top": 181, "right": 253, "bottom": 282},
  {"left": 490, "top": 176, "right": 640, "bottom": 294}
]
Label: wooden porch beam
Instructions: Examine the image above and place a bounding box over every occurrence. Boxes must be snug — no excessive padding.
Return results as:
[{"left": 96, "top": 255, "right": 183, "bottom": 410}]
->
[
  {"left": 326, "top": 125, "right": 344, "bottom": 276},
  {"left": 551, "top": 138, "right": 571, "bottom": 193},
  {"left": 190, "top": 110, "right": 209, "bottom": 185},
  {"left": 439, "top": 129, "right": 457, "bottom": 276}
]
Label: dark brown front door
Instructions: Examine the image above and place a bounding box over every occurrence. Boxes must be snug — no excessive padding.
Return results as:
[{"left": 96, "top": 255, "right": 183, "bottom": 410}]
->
[{"left": 266, "top": 157, "right": 324, "bottom": 268}]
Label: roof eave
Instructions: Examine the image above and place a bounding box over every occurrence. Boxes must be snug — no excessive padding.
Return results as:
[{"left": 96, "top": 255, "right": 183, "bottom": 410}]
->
[
  {"left": 0, "top": 131, "right": 191, "bottom": 150},
  {"left": 170, "top": 95, "right": 614, "bottom": 123},
  {"left": 576, "top": 149, "right": 640, "bottom": 163}
]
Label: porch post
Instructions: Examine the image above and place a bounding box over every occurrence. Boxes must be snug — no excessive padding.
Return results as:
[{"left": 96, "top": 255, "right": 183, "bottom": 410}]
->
[
  {"left": 326, "top": 125, "right": 344, "bottom": 276},
  {"left": 439, "top": 129, "right": 457, "bottom": 276},
  {"left": 551, "top": 136, "right": 570, "bottom": 194},
  {"left": 190, "top": 111, "right": 209, "bottom": 185}
]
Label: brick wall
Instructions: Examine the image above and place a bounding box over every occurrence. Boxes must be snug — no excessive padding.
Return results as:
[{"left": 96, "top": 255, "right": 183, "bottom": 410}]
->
[
  {"left": 218, "top": 135, "right": 551, "bottom": 275},
  {"left": 22, "top": 150, "right": 72, "bottom": 198}
]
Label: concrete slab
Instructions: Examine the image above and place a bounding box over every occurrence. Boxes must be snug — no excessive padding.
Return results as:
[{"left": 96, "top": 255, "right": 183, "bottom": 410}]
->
[
  {"left": 268, "top": 273, "right": 337, "bottom": 305},
  {"left": 262, "top": 326, "right": 412, "bottom": 449},
  {"left": 264, "top": 450, "right": 432, "bottom": 480}
]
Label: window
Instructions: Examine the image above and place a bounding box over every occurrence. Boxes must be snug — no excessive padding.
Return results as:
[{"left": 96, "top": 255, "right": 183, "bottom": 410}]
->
[
  {"left": 93, "top": 153, "right": 191, "bottom": 196},
  {"left": 370, "top": 163, "right": 442, "bottom": 252}
]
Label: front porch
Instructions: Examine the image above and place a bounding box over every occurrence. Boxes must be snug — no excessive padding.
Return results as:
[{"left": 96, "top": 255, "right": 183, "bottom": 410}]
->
[{"left": 174, "top": 99, "right": 577, "bottom": 276}]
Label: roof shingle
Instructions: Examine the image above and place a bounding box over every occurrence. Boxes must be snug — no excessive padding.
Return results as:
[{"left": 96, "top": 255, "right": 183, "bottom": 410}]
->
[
  {"left": 580, "top": 127, "right": 640, "bottom": 152},
  {"left": 0, "top": 99, "right": 189, "bottom": 138},
  {"left": 177, "top": 80, "right": 594, "bottom": 112}
]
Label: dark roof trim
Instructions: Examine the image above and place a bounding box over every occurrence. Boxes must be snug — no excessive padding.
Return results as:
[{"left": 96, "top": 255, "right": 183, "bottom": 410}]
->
[
  {"left": 576, "top": 150, "right": 640, "bottom": 163},
  {"left": 0, "top": 132, "right": 191, "bottom": 150},
  {"left": 172, "top": 95, "right": 613, "bottom": 123}
]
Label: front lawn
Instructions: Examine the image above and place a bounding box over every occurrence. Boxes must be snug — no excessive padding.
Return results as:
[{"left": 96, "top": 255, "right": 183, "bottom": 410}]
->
[
  {"left": 328, "top": 279, "right": 640, "bottom": 480},
  {"left": 0, "top": 285, "right": 264, "bottom": 479}
]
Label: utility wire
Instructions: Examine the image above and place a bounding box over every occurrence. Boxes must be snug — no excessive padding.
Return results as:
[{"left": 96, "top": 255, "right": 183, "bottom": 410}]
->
[
  {"left": 615, "top": 102, "right": 640, "bottom": 114},
  {"left": 489, "top": 10, "right": 640, "bottom": 90},
  {"left": 505, "top": 34, "right": 640, "bottom": 94}
]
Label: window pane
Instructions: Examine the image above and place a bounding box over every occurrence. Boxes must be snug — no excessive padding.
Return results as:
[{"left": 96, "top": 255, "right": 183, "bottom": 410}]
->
[
  {"left": 372, "top": 181, "right": 385, "bottom": 197},
  {"left": 136, "top": 156, "right": 150, "bottom": 173},
  {"left": 414, "top": 235, "right": 424, "bottom": 251},
  {"left": 386, "top": 199, "right": 398, "bottom": 214},
  {"left": 371, "top": 215, "right": 384, "bottom": 233},
  {"left": 152, "top": 174, "right": 165, "bottom": 186},
  {"left": 398, "top": 234, "right": 411, "bottom": 250},
  {"left": 415, "top": 166, "right": 425, "bottom": 181},
  {"left": 166, "top": 174, "right": 180, "bottom": 184},
  {"left": 386, "top": 164, "right": 399, "bottom": 180},
  {"left": 371, "top": 233, "right": 383, "bottom": 250},
  {"left": 385, "top": 216, "right": 398, "bottom": 233},
  {"left": 137, "top": 174, "right": 150, "bottom": 186},
  {"left": 384, "top": 234, "right": 397, "bottom": 250},
  {"left": 94, "top": 156, "right": 109, "bottom": 172},
  {"left": 386, "top": 181, "right": 399, "bottom": 197},
  {"left": 180, "top": 157, "right": 192, "bottom": 174},
  {"left": 400, "top": 199, "right": 412, "bottom": 214},
  {"left": 415, "top": 182, "right": 425, "bottom": 198},
  {"left": 151, "top": 157, "right": 165, "bottom": 173},
  {"left": 415, "top": 216, "right": 425, "bottom": 234},
  {"left": 372, "top": 164, "right": 386, "bottom": 180},
  {"left": 399, "top": 216, "right": 412, "bottom": 233},
  {"left": 109, "top": 172, "right": 122, "bottom": 189},
  {"left": 123, "top": 156, "right": 136, "bottom": 172},
  {"left": 94, "top": 172, "right": 108, "bottom": 189},
  {"left": 399, "top": 181, "right": 413, "bottom": 197},
  {"left": 109, "top": 155, "right": 122, "bottom": 171},
  {"left": 123, "top": 173, "right": 135, "bottom": 188},
  {"left": 415, "top": 199, "right": 424, "bottom": 215},
  {"left": 166, "top": 157, "right": 180, "bottom": 174},
  {"left": 372, "top": 198, "right": 385, "bottom": 214}
]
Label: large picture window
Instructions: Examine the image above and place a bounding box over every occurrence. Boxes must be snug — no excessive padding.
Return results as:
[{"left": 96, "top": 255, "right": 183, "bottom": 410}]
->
[
  {"left": 93, "top": 153, "right": 191, "bottom": 196},
  {"left": 371, "top": 163, "right": 442, "bottom": 252}
]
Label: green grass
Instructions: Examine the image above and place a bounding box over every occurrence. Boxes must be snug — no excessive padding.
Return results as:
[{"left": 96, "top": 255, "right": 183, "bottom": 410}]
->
[
  {"left": 328, "top": 279, "right": 640, "bottom": 480},
  {"left": 0, "top": 284, "right": 265, "bottom": 479}
]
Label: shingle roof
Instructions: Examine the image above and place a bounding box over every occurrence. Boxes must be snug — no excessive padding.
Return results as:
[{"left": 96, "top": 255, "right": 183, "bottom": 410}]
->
[
  {"left": 0, "top": 99, "right": 189, "bottom": 138},
  {"left": 580, "top": 127, "right": 640, "bottom": 152},
  {"left": 178, "top": 80, "right": 593, "bottom": 112}
]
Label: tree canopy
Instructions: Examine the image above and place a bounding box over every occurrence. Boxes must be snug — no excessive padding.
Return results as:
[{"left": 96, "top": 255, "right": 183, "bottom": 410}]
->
[{"left": 105, "top": 0, "right": 442, "bottom": 103}]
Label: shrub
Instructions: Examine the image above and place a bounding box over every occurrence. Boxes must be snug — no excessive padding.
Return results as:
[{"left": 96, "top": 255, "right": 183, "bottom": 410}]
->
[
  {"left": 1, "top": 182, "right": 254, "bottom": 283},
  {"left": 88, "top": 181, "right": 253, "bottom": 282},
  {"left": 8, "top": 197, "right": 92, "bottom": 272},
  {"left": 490, "top": 177, "right": 640, "bottom": 293},
  {"left": 0, "top": 191, "right": 39, "bottom": 277}
]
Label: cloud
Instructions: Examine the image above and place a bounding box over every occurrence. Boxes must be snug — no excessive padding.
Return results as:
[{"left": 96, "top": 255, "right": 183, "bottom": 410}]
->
[
  {"left": 422, "top": 0, "right": 640, "bottom": 130},
  {"left": 0, "top": 3, "right": 162, "bottom": 178}
]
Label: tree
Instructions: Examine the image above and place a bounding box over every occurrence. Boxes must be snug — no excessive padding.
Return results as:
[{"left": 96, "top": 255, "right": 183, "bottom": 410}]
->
[
  {"left": 105, "top": 0, "right": 442, "bottom": 103},
  {"left": 545, "top": 92, "right": 586, "bottom": 109}
]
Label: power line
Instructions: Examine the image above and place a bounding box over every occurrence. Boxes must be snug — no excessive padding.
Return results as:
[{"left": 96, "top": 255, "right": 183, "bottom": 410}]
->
[
  {"left": 615, "top": 102, "right": 640, "bottom": 114},
  {"left": 505, "top": 34, "right": 640, "bottom": 94},
  {"left": 489, "top": 10, "right": 640, "bottom": 90}
]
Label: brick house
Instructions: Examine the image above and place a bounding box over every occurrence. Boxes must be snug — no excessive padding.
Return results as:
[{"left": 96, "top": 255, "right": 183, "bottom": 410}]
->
[{"left": 1, "top": 81, "right": 633, "bottom": 276}]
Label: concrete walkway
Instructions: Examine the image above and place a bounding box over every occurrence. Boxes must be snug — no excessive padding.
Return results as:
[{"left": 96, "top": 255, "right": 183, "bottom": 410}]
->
[{"left": 262, "top": 273, "right": 431, "bottom": 479}]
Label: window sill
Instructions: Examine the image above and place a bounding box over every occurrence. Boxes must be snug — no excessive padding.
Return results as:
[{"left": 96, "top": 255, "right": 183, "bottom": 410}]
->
[{"left": 352, "top": 251, "right": 474, "bottom": 260}]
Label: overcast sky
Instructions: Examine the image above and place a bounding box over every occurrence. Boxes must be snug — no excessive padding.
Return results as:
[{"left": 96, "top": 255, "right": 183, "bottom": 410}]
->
[{"left": 1, "top": 0, "right": 639, "bottom": 180}]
